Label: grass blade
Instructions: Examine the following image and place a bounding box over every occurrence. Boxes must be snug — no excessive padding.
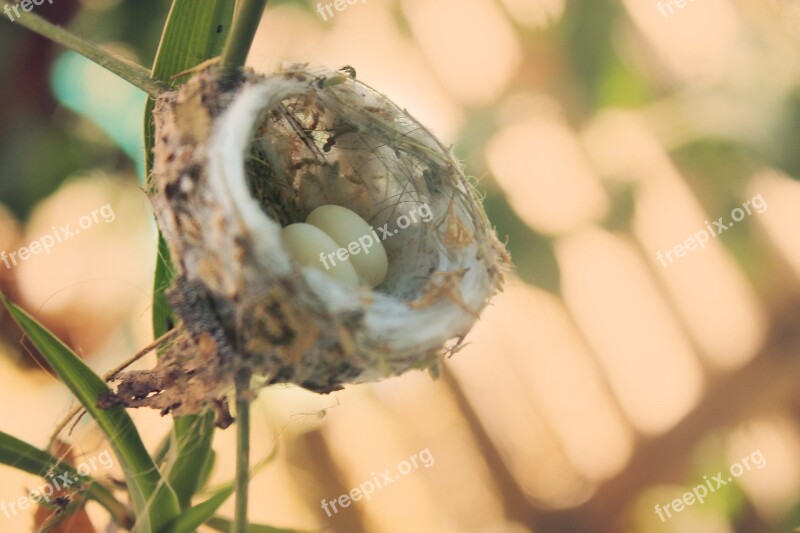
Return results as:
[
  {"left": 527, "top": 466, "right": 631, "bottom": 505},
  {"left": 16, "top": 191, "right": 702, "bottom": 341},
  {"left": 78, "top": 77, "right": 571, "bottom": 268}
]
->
[
  {"left": 0, "top": 431, "right": 133, "bottom": 528},
  {"left": 198, "top": 448, "right": 217, "bottom": 491},
  {"left": 153, "top": 428, "right": 174, "bottom": 467},
  {"left": 150, "top": 0, "right": 235, "bottom": 84},
  {"left": 0, "top": 0, "right": 167, "bottom": 96},
  {"left": 152, "top": 233, "right": 175, "bottom": 339},
  {"left": 145, "top": 0, "right": 236, "bottom": 511},
  {"left": 158, "top": 487, "right": 234, "bottom": 533},
  {"left": 0, "top": 294, "right": 180, "bottom": 532},
  {"left": 167, "top": 412, "right": 216, "bottom": 508}
]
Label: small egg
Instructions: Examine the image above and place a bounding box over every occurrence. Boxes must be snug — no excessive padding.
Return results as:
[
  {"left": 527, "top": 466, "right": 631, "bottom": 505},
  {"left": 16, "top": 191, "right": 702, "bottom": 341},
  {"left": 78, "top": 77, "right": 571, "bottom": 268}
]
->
[
  {"left": 306, "top": 205, "right": 389, "bottom": 289},
  {"left": 280, "top": 222, "right": 359, "bottom": 288}
]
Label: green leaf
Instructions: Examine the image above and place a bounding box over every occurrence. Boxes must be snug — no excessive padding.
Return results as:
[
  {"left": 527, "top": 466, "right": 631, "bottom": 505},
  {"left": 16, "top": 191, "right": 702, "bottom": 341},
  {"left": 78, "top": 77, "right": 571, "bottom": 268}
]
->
[
  {"left": 206, "top": 516, "right": 316, "bottom": 533},
  {"left": 0, "top": 294, "right": 180, "bottom": 533},
  {"left": 168, "top": 429, "right": 282, "bottom": 533},
  {"left": 167, "top": 412, "right": 216, "bottom": 508},
  {"left": 150, "top": 0, "right": 235, "bottom": 85},
  {"left": 145, "top": 0, "right": 236, "bottom": 511},
  {"left": 152, "top": 233, "right": 175, "bottom": 339},
  {"left": 153, "top": 427, "right": 174, "bottom": 467},
  {"left": 0, "top": 430, "right": 132, "bottom": 528},
  {"left": 144, "top": 0, "right": 237, "bottom": 189},
  {"left": 158, "top": 487, "right": 234, "bottom": 533},
  {"left": 198, "top": 448, "right": 218, "bottom": 490}
]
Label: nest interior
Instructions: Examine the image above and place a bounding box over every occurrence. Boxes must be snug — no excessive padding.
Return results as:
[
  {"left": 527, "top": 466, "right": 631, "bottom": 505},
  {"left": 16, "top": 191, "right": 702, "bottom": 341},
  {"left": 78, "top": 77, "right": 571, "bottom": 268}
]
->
[{"left": 245, "top": 72, "right": 453, "bottom": 299}]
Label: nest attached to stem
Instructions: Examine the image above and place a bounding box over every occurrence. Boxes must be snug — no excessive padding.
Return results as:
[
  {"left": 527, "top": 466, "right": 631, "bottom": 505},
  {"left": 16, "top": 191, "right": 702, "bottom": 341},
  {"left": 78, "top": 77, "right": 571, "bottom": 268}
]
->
[{"left": 100, "top": 64, "right": 508, "bottom": 422}]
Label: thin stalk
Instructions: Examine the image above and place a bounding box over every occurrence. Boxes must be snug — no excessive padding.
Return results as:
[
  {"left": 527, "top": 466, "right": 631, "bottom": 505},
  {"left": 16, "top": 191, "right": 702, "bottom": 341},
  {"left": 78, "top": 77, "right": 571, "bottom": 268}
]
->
[
  {"left": 232, "top": 371, "right": 251, "bottom": 533},
  {"left": 1, "top": 1, "right": 168, "bottom": 97},
  {"left": 220, "top": 0, "right": 268, "bottom": 70}
]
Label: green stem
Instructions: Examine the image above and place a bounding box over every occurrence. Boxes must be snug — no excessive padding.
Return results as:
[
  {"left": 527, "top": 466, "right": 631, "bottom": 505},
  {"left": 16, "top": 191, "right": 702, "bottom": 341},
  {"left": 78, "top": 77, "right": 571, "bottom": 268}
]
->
[
  {"left": 220, "top": 0, "right": 268, "bottom": 70},
  {"left": 1, "top": 1, "right": 168, "bottom": 97},
  {"left": 232, "top": 371, "right": 251, "bottom": 533}
]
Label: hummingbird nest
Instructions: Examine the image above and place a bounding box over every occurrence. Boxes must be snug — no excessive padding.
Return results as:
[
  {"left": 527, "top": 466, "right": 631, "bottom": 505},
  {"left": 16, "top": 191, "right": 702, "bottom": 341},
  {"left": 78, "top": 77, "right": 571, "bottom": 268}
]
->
[{"left": 100, "top": 64, "right": 508, "bottom": 422}]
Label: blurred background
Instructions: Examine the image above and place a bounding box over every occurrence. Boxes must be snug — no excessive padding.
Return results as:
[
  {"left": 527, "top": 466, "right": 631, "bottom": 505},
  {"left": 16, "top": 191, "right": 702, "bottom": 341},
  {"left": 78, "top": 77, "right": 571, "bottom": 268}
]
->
[{"left": 1, "top": 0, "right": 800, "bottom": 531}]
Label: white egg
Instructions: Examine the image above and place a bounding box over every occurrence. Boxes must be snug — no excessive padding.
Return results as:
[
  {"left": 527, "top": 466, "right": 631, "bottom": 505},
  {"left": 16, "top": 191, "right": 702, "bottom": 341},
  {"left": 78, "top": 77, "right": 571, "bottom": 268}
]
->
[
  {"left": 306, "top": 205, "right": 389, "bottom": 289},
  {"left": 280, "top": 222, "right": 359, "bottom": 288}
]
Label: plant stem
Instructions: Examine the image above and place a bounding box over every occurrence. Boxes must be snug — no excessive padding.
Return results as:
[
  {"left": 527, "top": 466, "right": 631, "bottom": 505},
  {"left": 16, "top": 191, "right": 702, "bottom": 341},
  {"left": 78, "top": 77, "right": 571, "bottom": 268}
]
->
[
  {"left": 232, "top": 371, "right": 251, "bottom": 533},
  {"left": 220, "top": 0, "right": 269, "bottom": 70},
  {"left": 1, "top": 1, "right": 168, "bottom": 97}
]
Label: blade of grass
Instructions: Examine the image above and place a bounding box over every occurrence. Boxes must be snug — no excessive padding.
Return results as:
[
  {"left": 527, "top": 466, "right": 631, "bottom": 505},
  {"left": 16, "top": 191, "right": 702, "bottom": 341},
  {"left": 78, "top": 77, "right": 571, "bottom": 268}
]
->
[
  {"left": 167, "top": 411, "right": 216, "bottom": 508},
  {"left": 153, "top": 428, "right": 174, "bottom": 467},
  {"left": 0, "top": 1, "right": 167, "bottom": 97},
  {"left": 197, "top": 449, "right": 217, "bottom": 490},
  {"left": 158, "top": 487, "right": 234, "bottom": 533},
  {"left": 0, "top": 294, "right": 180, "bottom": 533},
  {"left": 149, "top": 0, "right": 235, "bottom": 86},
  {"left": 145, "top": 0, "right": 236, "bottom": 511},
  {"left": 152, "top": 233, "right": 175, "bottom": 339},
  {"left": 144, "top": 0, "right": 237, "bottom": 190},
  {"left": 0, "top": 431, "right": 133, "bottom": 528}
]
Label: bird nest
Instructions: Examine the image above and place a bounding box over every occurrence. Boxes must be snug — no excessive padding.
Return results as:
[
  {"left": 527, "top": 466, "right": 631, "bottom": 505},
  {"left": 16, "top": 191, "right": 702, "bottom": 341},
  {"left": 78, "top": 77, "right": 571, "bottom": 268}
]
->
[{"left": 99, "top": 64, "right": 508, "bottom": 422}]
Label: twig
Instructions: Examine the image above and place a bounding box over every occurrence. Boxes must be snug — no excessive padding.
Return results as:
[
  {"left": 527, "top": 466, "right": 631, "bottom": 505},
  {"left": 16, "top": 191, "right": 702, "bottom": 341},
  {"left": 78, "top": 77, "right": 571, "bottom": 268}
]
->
[{"left": 104, "top": 328, "right": 181, "bottom": 381}]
